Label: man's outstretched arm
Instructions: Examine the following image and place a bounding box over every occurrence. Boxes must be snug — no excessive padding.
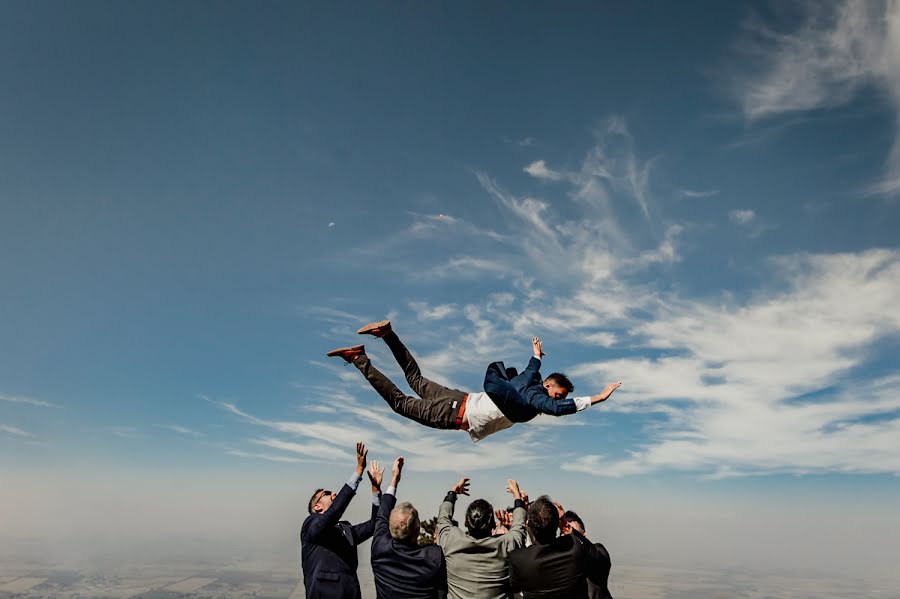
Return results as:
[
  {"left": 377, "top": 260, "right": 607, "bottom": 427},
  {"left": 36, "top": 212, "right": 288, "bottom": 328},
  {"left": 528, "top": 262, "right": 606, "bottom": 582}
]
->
[
  {"left": 571, "top": 382, "right": 623, "bottom": 411},
  {"left": 437, "top": 477, "right": 469, "bottom": 544},
  {"left": 303, "top": 442, "right": 368, "bottom": 543}
]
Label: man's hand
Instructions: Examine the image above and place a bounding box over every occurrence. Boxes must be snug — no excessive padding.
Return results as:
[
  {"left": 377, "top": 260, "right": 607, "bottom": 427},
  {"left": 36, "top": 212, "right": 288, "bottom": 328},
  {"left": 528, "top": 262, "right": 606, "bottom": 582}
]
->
[
  {"left": 367, "top": 460, "right": 384, "bottom": 492},
  {"left": 494, "top": 509, "right": 512, "bottom": 534},
  {"left": 506, "top": 479, "right": 522, "bottom": 501},
  {"left": 390, "top": 456, "right": 405, "bottom": 487},
  {"left": 591, "top": 382, "right": 622, "bottom": 405},
  {"left": 532, "top": 336, "right": 546, "bottom": 359},
  {"left": 521, "top": 492, "right": 529, "bottom": 511},
  {"left": 355, "top": 442, "right": 368, "bottom": 476},
  {"left": 451, "top": 477, "right": 470, "bottom": 496}
]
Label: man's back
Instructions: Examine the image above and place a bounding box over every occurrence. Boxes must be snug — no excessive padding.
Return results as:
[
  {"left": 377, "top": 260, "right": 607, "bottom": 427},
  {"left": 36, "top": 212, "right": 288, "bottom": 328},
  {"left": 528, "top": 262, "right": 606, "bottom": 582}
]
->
[
  {"left": 509, "top": 534, "right": 593, "bottom": 599},
  {"left": 437, "top": 506, "right": 527, "bottom": 599},
  {"left": 371, "top": 493, "right": 446, "bottom": 599}
]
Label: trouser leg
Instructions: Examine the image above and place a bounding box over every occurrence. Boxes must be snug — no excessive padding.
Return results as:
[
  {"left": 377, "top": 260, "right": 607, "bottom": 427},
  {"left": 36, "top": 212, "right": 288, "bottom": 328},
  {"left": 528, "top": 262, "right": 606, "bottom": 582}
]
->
[
  {"left": 351, "top": 354, "right": 458, "bottom": 429},
  {"left": 381, "top": 331, "right": 467, "bottom": 404}
]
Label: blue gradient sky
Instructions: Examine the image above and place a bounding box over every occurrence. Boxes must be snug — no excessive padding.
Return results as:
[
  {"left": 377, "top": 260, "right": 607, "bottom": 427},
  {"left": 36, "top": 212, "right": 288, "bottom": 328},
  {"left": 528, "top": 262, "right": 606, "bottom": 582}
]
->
[{"left": 2, "top": 1, "right": 900, "bottom": 580}]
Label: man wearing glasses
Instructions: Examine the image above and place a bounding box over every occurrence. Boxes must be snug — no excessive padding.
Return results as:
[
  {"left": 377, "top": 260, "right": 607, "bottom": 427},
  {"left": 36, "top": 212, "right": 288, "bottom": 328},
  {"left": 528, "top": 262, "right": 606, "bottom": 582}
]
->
[{"left": 301, "top": 442, "right": 385, "bottom": 599}]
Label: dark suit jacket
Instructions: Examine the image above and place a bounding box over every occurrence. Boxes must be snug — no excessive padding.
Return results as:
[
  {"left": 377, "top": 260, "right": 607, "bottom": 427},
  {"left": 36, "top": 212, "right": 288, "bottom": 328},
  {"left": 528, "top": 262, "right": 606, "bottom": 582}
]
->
[
  {"left": 586, "top": 542, "right": 613, "bottom": 599},
  {"left": 508, "top": 530, "right": 609, "bottom": 599},
  {"left": 483, "top": 356, "right": 577, "bottom": 423},
  {"left": 300, "top": 483, "right": 378, "bottom": 599},
  {"left": 371, "top": 493, "right": 446, "bottom": 599}
]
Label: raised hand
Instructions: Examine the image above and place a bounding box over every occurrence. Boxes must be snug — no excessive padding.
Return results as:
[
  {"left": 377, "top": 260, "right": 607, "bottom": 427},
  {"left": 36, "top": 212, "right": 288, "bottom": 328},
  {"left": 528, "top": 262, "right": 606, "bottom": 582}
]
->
[
  {"left": 506, "top": 479, "right": 522, "bottom": 501},
  {"left": 495, "top": 509, "right": 513, "bottom": 529},
  {"left": 355, "top": 442, "right": 368, "bottom": 475},
  {"left": 367, "top": 460, "right": 384, "bottom": 492},
  {"left": 591, "top": 382, "right": 622, "bottom": 404},
  {"left": 452, "top": 477, "right": 471, "bottom": 496},
  {"left": 553, "top": 501, "right": 570, "bottom": 534},
  {"left": 532, "top": 336, "right": 546, "bottom": 359},
  {"left": 390, "top": 456, "right": 405, "bottom": 486}
]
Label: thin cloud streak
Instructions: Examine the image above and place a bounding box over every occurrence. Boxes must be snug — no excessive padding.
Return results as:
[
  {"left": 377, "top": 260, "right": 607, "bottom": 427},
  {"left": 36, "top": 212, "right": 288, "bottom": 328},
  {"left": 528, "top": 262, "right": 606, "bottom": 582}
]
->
[
  {"left": 0, "top": 394, "right": 58, "bottom": 408},
  {"left": 730, "top": 0, "right": 900, "bottom": 196}
]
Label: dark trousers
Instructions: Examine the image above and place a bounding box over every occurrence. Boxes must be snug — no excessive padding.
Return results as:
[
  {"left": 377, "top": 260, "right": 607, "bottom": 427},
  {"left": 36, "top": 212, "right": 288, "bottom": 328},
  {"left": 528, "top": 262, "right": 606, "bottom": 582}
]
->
[{"left": 352, "top": 331, "right": 465, "bottom": 430}]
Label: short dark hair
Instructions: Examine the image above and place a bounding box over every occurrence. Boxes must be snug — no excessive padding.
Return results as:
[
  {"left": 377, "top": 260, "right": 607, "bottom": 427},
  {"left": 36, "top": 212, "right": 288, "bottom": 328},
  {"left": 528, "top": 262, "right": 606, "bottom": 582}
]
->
[
  {"left": 527, "top": 495, "right": 559, "bottom": 544},
  {"left": 465, "top": 499, "right": 495, "bottom": 539},
  {"left": 308, "top": 488, "right": 325, "bottom": 514},
  {"left": 564, "top": 510, "right": 585, "bottom": 532},
  {"left": 545, "top": 372, "right": 574, "bottom": 394}
]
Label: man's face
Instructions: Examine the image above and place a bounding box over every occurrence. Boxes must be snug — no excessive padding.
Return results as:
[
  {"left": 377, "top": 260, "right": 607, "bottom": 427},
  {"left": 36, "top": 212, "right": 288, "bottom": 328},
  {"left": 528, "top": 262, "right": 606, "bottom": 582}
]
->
[
  {"left": 313, "top": 489, "right": 337, "bottom": 513},
  {"left": 543, "top": 379, "right": 568, "bottom": 399}
]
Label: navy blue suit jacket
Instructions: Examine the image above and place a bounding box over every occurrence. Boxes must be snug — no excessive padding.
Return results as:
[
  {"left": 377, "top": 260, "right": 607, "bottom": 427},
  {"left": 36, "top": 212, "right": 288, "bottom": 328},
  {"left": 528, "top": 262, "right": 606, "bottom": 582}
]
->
[
  {"left": 483, "top": 356, "right": 577, "bottom": 423},
  {"left": 300, "top": 483, "right": 377, "bottom": 599},
  {"left": 371, "top": 493, "right": 446, "bottom": 599}
]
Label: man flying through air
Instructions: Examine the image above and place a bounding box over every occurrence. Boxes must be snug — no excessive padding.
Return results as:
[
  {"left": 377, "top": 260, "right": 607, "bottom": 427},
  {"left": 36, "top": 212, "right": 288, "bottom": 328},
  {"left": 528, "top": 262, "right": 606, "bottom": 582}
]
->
[{"left": 327, "top": 321, "right": 620, "bottom": 442}]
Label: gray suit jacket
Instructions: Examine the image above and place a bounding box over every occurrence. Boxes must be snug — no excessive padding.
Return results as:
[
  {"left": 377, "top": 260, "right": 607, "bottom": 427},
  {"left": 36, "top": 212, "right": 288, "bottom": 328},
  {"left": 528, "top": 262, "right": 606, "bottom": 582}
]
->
[{"left": 437, "top": 492, "right": 527, "bottom": 599}]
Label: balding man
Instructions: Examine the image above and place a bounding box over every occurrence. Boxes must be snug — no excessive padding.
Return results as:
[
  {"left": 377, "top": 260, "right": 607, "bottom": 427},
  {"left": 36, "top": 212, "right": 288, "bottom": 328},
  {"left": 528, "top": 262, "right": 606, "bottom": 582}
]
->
[{"left": 371, "top": 457, "right": 447, "bottom": 599}]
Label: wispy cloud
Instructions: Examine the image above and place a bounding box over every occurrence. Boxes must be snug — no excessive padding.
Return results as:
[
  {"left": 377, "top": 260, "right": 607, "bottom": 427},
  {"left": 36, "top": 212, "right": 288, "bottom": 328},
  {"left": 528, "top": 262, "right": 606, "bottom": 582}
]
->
[
  {"left": 159, "top": 424, "right": 203, "bottom": 437},
  {"left": 729, "top": 209, "right": 756, "bottom": 224},
  {"left": 729, "top": 1, "right": 900, "bottom": 196},
  {"left": 0, "top": 393, "right": 58, "bottom": 408},
  {"left": 1, "top": 423, "right": 34, "bottom": 437},
  {"left": 565, "top": 249, "right": 900, "bottom": 477},
  {"left": 522, "top": 117, "right": 655, "bottom": 219},
  {"left": 205, "top": 387, "right": 546, "bottom": 472},
  {"left": 679, "top": 188, "right": 720, "bottom": 199}
]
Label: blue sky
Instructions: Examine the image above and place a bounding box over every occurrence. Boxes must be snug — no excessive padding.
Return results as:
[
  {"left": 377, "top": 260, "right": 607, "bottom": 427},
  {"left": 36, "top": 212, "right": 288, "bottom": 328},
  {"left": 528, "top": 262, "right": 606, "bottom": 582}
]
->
[{"left": 2, "top": 0, "right": 900, "bottom": 579}]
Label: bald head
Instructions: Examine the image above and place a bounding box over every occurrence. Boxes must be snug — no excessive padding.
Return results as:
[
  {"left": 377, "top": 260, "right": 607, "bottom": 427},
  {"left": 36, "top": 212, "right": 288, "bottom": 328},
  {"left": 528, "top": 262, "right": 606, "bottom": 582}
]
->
[{"left": 389, "top": 501, "right": 420, "bottom": 544}]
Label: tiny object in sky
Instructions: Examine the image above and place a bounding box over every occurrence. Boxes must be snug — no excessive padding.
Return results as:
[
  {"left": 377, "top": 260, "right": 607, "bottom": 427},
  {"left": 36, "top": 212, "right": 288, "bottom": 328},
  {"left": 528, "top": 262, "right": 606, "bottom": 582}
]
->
[
  {"left": 328, "top": 222, "right": 335, "bottom": 227},
  {"left": 438, "top": 213, "right": 445, "bottom": 221}
]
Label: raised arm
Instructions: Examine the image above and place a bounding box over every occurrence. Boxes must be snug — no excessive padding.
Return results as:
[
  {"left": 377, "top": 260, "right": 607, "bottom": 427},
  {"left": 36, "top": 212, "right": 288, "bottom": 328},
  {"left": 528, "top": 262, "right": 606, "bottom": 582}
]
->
[
  {"left": 303, "top": 442, "right": 368, "bottom": 542},
  {"left": 437, "top": 477, "right": 469, "bottom": 544},
  {"left": 503, "top": 479, "right": 527, "bottom": 550},
  {"left": 350, "top": 459, "right": 384, "bottom": 544},
  {"left": 375, "top": 457, "right": 404, "bottom": 540},
  {"left": 588, "top": 382, "right": 622, "bottom": 405}
]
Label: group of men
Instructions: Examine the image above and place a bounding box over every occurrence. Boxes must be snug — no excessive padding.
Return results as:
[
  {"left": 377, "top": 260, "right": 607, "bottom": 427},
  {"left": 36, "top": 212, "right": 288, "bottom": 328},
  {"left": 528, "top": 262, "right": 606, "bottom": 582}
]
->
[
  {"left": 301, "top": 442, "right": 613, "bottom": 599},
  {"left": 303, "top": 320, "right": 619, "bottom": 597}
]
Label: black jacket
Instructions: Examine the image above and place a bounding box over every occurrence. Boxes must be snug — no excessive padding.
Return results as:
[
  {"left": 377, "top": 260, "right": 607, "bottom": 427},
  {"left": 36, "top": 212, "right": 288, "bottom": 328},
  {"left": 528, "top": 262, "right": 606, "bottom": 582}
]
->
[
  {"left": 483, "top": 357, "right": 577, "bottom": 423},
  {"left": 371, "top": 493, "right": 447, "bottom": 599},
  {"left": 300, "top": 483, "right": 377, "bottom": 599},
  {"left": 508, "top": 530, "right": 610, "bottom": 599}
]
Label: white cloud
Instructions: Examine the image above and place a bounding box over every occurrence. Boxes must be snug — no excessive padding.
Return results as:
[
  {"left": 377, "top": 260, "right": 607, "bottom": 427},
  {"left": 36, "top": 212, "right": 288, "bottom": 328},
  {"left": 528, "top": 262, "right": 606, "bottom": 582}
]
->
[
  {"left": 522, "top": 118, "right": 655, "bottom": 219},
  {"left": 1, "top": 423, "right": 33, "bottom": 437},
  {"left": 160, "top": 424, "right": 202, "bottom": 437},
  {"left": 0, "top": 393, "right": 57, "bottom": 408},
  {"left": 408, "top": 301, "right": 459, "bottom": 321},
  {"left": 731, "top": 1, "right": 900, "bottom": 196},
  {"left": 729, "top": 209, "right": 756, "bottom": 224},
  {"left": 206, "top": 391, "right": 546, "bottom": 473},
  {"left": 679, "top": 189, "right": 720, "bottom": 199},
  {"left": 524, "top": 159, "right": 565, "bottom": 181},
  {"left": 566, "top": 249, "right": 900, "bottom": 477}
]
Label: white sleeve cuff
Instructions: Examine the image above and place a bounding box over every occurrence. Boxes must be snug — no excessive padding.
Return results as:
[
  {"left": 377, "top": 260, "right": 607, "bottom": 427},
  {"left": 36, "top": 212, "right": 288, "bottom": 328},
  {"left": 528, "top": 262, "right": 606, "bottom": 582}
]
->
[
  {"left": 573, "top": 396, "right": 592, "bottom": 411},
  {"left": 385, "top": 485, "right": 397, "bottom": 496},
  {"left": 372, "top": 492, "right": 381, "bottom": 507},
  {"left": 347, "top": 472, "right": 363, "bottom": 491}
]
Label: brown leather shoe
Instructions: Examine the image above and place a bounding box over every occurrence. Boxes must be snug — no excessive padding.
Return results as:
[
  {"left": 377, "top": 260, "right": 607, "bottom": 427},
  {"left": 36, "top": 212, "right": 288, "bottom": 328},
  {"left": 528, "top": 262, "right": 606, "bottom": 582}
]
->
[
  {"left": 357, "top": 320, "right": 392, "bottom": 338},
  {"left": 326, "top": 344, "right": 366, "bottom": 362}
]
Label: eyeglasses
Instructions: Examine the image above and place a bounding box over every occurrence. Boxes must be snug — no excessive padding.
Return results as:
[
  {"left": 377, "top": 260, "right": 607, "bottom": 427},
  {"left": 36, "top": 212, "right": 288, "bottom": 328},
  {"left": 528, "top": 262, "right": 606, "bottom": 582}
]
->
[{"left": 314, "top": 490, "right": 333, "bottom": 506}]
